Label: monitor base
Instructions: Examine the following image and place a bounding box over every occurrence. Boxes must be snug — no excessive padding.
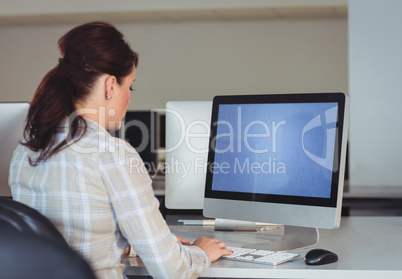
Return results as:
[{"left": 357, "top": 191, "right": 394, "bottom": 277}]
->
[
  {"left": 246, "top": 224, "right": 319, "bottom": 252},
  {"left": 214, "top": 218, "right": 319, "bottom": 252}
]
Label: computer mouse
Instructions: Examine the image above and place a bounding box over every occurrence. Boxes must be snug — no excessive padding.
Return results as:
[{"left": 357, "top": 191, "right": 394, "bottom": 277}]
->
[{"left": 304, "top": 249, "right": 338, "bottom": 265}]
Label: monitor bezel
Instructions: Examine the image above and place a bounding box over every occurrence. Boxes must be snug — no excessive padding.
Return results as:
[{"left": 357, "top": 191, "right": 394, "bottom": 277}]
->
[{"left": 204, "top": 93, "right": 347, "bottom": 209}]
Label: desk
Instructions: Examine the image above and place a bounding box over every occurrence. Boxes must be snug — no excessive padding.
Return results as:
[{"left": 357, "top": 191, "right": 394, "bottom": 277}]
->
[{"left": 124, "top": 216, "right": 402, "bottom": 279}]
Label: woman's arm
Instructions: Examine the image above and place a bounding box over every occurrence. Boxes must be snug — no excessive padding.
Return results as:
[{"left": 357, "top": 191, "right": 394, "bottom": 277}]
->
[{"left": 100, "top": 144, "right": 230, "bottom": 278}]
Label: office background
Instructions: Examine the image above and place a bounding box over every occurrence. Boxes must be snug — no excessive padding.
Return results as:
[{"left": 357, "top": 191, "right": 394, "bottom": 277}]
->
[{"left": 0, "top": 0, "right": 401, "bottom": 194}]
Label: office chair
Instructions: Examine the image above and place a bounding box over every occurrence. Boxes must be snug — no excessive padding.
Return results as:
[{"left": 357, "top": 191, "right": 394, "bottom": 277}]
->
[{"left": 0, "top": 197, "right": 96, "bottom": 279}]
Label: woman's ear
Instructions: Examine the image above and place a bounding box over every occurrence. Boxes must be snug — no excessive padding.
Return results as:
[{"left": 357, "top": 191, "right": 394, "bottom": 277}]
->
[{"left": 105, "top": 75, "right": 117, "bottom": 100}]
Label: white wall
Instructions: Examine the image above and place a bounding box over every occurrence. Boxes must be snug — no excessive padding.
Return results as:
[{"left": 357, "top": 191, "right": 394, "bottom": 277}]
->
[
  {"left": 0, "top": 18, "right": 347, "bottom": 110},
  {"left": 349, "top": 0, "right": 402, "bottom": 187}
]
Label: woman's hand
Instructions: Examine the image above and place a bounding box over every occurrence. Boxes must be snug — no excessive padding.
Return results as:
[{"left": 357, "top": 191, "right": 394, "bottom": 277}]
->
[
  {"left": 192, "top": 236, "right": 233, "bottom": 262},
  {"left": 176, "top": 235, "right": 192, "bottom": 246}
]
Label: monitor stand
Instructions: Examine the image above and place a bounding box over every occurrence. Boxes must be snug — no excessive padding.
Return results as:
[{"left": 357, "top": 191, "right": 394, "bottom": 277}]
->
[{"left": 214, "top": 218, "right": 319, "bottom": 252}]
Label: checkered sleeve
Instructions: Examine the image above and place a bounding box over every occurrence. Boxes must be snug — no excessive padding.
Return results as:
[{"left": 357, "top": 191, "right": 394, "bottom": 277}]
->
[{"left": 99, "top": 140, "right": 210, "bottom": 279}]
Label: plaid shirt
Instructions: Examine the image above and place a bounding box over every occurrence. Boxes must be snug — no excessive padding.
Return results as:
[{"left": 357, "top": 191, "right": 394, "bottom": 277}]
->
[{"left": 9, "top": 118, "right": 210, "bottom": 279}]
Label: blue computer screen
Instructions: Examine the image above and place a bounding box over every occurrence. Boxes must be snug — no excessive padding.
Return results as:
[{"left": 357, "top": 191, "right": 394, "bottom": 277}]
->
[{"left": 211, "top": 102, "right": 338, "bottom": 199}]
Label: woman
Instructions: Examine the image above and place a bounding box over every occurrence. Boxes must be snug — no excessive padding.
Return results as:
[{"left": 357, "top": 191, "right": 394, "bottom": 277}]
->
[{"left": 9, "top": 22, "right": 231, "bottom": 279}]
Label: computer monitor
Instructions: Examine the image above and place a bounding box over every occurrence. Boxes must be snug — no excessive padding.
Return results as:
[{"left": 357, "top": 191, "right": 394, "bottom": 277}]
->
[
  {"left": 0, "top": 102, "right": 30, "bottom": 197},
  {"left": 203, "top": 93, "right": 349, "bottom": 249},
  {"left": 123, "top": 110, "right": 166, "bottom": 172},
  {"left": 165, "top": 101, "right": 212, "bottom": 209}
]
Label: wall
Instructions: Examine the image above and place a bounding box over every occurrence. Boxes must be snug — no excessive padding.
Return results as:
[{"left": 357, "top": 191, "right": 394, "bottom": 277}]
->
[
  {"left": 0, "top": 18, "right": 347, "bottom": 110},
  {"left": 349, "top": 0, "right": 402, "bottom": 187}
]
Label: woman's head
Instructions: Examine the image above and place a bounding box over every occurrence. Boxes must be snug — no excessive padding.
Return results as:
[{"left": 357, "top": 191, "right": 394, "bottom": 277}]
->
[
  {"left": 24, "top": 22, "right": 138, "bottom": 165},
  {"left": 58, "top": 21, "right": 138, "bottom": 95}
]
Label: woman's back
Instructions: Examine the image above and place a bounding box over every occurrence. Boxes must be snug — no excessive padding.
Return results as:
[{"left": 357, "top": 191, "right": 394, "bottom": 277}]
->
[{"left": 10, "top": 119, "right": 138, "bottom": 279}]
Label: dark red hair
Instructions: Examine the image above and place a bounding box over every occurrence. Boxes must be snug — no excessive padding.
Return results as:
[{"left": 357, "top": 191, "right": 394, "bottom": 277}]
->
[{"left": 23, "top": 22, "right": 138, "bottom": 166}]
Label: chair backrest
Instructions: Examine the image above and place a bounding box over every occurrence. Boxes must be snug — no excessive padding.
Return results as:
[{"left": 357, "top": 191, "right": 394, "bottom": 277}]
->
[
  {"left": 0, "top": 197, "right": 66, "bottom": 243},
  {"left": 0, "top": 198, "right": 96, "bottom": 279}
]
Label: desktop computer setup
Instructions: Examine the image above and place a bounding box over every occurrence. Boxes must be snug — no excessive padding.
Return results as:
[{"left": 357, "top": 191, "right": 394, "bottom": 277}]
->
[
  {"left": 0, "top": 93, "right": 349, "bottom": 266},
  {"left": 164, "top": 92, "right": 349, "bottom": 263}
]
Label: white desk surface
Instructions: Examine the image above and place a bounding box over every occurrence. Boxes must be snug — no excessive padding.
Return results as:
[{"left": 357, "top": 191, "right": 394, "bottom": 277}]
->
[{"left": 123, "top": 216, "right": 402, "bottom": 279}]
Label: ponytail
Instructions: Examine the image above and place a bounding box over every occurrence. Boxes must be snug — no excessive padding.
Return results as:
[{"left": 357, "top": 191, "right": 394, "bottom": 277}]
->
[
  {"left": 22, "top": 22, "right": 138, "bottom": 166},
  {"left": 23, "top": 63, "right": 88, "bottom": 166}
]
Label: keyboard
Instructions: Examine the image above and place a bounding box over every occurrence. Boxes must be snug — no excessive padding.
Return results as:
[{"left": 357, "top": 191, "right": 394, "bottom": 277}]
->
[{"left": 223, "top": 246, "right": 299, "bottom": 266}]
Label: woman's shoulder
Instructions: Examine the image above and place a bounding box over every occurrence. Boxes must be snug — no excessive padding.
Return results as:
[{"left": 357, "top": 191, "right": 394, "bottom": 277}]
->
[{"left": 85, "top": 126, "right": 141, "bottom": 161}]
